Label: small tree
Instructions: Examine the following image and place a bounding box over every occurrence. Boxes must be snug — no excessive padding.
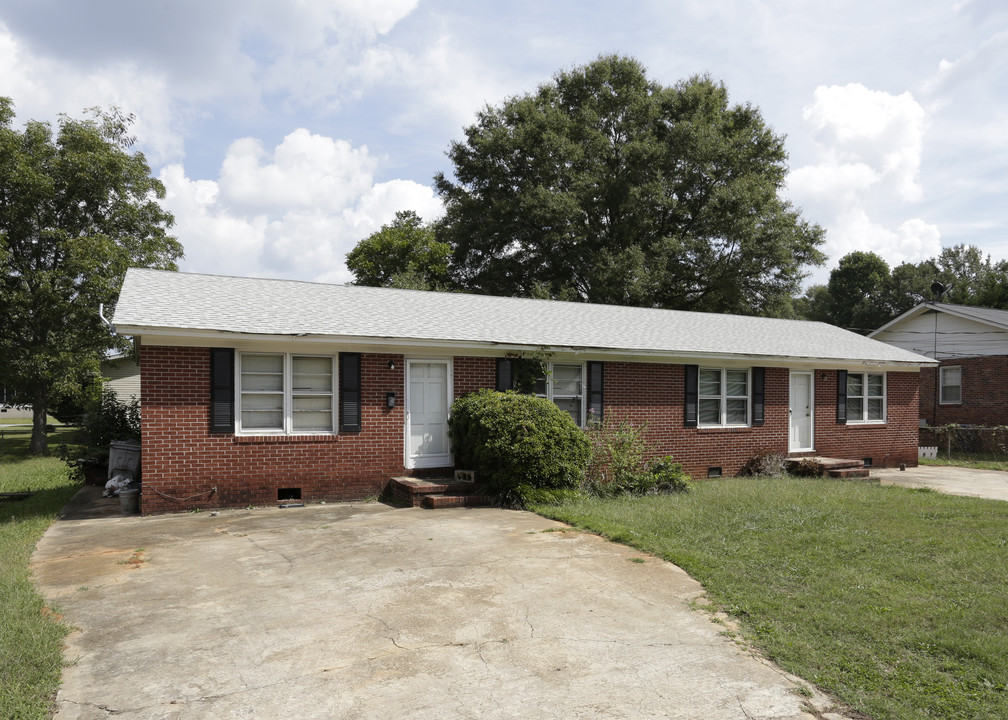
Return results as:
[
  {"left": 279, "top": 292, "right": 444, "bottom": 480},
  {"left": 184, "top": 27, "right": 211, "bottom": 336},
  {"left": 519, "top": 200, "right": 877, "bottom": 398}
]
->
[{"left": 0, "top": 99, "right": 181, "bottom": 453}]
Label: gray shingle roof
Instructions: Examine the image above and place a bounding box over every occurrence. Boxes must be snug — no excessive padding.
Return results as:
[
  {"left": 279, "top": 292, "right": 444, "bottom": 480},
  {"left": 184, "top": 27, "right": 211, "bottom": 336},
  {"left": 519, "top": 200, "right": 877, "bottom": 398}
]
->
[{"left": 113, "top": 268, "right": 934, "bottom": 366}]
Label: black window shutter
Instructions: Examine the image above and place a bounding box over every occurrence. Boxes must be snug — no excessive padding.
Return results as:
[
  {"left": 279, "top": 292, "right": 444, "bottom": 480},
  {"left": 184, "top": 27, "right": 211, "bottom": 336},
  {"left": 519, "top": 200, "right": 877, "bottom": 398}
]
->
[
  {"left": 340, "top": 353, "right": 362, "bottom": 432},
  {"left": 751, "top": 367, "right": 765, "bottom": 427},
  {"left": 684, "top": 365, "right": 698, "bottom": 427},
  {"left": 836, "top": 369, "right": 847, "bottom": 424},
  {"left": 209, "top": 348, "right": 235, "bottom": 434},
  {"left": 496, "top": 358, "right": 513, "bottom": 391},
  {"left": 587, "top": 361, "right": 604, "bottom": 422}
]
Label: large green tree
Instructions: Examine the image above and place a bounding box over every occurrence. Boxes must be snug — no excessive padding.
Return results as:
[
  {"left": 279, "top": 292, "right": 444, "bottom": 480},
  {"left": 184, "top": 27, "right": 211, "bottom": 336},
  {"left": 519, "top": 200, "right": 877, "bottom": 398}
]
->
[
  {"left": 800, "top": 244, "right": 1008, "bottom": 333},
  {"left": 345, "top": 210, "right": 450, "bottom": 290},
  {"left": 433, "top": 55, "right": 825, "bottom": 315},
  {"left": 0, "top": 99, "right": 182, "bottom": 453}
]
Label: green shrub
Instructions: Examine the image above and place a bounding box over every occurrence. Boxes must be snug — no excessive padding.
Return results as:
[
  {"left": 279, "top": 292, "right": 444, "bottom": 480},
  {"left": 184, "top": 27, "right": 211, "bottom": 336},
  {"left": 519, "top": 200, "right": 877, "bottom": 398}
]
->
[
  {"left": 584, "top": 417, "right": 650, "bottom": 495},
  {"left": 449, "top": 390, "right": 590, "bottom": 504},
  {"left": 81, "top": 389, "right": 140, "bottom": 456},
  {"left": 584, "top": 417, "right": 691, "bottom": 495},
  {"left": 645, "top": 456, "right": 691, "bottom": 493}
]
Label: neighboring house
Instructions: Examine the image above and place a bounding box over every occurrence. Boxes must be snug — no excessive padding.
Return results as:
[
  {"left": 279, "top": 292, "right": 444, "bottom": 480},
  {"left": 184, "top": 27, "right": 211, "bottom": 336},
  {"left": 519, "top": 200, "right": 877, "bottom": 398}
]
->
[
  {"left": 870, "top": 303, "right": 1008, "bottom": 427},
  {"left": 113, "top": 268, "right": 935, "bottom": 514},
  {"left": 101, "top": 352, "right": 141, "bottom": 405}
]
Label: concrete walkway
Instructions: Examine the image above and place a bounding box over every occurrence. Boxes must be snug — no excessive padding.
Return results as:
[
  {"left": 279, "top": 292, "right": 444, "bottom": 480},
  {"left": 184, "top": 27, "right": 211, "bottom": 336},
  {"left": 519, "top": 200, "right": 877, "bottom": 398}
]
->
[
  {"left": 31, "top": 494, "right": 850, "bottom": 720},
  {"left": 873, "top": 465, "right": 1008, "bottom": 501}
]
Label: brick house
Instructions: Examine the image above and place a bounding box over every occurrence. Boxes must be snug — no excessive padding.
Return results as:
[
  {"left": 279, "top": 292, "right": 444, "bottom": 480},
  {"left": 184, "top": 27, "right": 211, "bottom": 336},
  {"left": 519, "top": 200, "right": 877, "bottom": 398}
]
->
[
  {"left": 113, "top": 269, "right": 935, "bottom": 514},
  {"left": 870, "top": 303, "right": 1008, "bottom": 427}
]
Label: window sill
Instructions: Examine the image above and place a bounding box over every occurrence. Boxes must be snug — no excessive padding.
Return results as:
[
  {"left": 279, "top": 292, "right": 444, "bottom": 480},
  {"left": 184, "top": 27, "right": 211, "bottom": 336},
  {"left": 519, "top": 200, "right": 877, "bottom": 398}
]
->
[
  {"left": 234, "top": 434, "right": 339, "bottom": 444},
  {"left": 696, "top": 425, "right": 753, "bottom": 433},
  {"left": 845, "top": 421, "right": 886, "bottom": 427}
]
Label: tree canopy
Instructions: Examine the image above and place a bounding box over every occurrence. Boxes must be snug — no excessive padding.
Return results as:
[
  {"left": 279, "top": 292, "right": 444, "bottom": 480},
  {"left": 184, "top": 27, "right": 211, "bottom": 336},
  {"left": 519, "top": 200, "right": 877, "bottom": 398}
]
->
[
  {"left": 345, "top": 210, "right": 450, "bottom": 291},
  {"left": 430, "top": 55, "right": 824, "bottom": 315},
  {"left": 0, "top": 98, "right": 182, "bottom": 453},
  {"left": 799, "top": 244, "right": 1008, "bottom": 333}
]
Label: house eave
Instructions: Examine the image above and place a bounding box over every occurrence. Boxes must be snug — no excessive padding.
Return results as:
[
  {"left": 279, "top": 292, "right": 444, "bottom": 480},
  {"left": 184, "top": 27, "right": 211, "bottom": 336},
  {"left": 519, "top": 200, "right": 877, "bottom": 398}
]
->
[{"left": 116, "top": 324, "right": 935, "bottom": 372}]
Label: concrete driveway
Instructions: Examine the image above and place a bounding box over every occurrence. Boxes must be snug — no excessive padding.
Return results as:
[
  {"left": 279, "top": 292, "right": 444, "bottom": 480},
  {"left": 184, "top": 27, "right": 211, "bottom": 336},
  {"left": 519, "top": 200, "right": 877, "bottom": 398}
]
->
[
  {"left": 873, "top": 465, "right": 1008, "bottom": 501},
  {"left": 32, "top": 493, "right": 842, "bottom": 719}
]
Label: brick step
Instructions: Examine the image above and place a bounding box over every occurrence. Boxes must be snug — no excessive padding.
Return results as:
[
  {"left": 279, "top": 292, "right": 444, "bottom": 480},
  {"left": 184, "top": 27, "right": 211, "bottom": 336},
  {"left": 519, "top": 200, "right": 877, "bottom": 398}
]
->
[
  {"left": 389, "top": 476, "right": 484, "bottom": 507},
  {"left": 421, "top": 494, "right": 493, "bottom": 509},
  {"left": 827, "top": 468, "right": 870, "bottom": 478}
]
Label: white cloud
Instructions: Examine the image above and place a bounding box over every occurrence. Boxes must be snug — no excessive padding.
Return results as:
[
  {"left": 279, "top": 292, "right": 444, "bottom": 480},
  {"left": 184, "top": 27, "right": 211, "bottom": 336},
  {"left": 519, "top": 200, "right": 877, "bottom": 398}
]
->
[
  {"left": 800, "top": 83, "right": 927, "bottom": 203},
  {"left": 787, "top": 83, "right": 937, "bottom": 274},
  {"left": 160, "top": 130, "right": 443, "bottom": 283}
]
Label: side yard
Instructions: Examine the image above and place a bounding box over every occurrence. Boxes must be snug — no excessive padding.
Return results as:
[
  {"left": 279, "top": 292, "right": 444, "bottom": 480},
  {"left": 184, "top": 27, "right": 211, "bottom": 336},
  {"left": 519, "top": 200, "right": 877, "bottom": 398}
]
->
[
  {"left": 0, "top": 428, "right": 82, "bottom": 719},
  {"left": 534, "top": 476, "right": 1008, "bottom": 720}
]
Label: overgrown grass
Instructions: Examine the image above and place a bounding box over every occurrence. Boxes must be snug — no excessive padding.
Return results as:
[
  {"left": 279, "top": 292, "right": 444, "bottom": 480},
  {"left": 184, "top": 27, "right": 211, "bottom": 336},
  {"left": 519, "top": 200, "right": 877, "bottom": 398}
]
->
[
  {"left": 533, "top": 476, "right": 1008, "bottom": 720},
  {"left": 0, "top": 433, "right": 81, "bottom": 718}
]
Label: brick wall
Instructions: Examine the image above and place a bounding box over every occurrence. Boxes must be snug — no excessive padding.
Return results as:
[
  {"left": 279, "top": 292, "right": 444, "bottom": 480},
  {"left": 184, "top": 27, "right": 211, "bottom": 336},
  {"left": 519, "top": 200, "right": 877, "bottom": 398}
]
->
[
  {"left": 140, "top": 346, "right": 408, "bottom": 514},
  {"left": 140, "top": 348, "right": 920, "bottom": 514},
  {"left": 603, "top": 364, "right": 919, "bottom": 477},
  {"left": 919, "top": 356, "right": 1008, "bottom": 426}
]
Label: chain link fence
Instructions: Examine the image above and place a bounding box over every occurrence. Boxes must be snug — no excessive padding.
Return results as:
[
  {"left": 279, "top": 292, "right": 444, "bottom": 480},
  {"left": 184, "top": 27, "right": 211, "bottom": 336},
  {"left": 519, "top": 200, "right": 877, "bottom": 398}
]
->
[{"left": 919, "top": 425, "right": 1008, "bottom": 464}]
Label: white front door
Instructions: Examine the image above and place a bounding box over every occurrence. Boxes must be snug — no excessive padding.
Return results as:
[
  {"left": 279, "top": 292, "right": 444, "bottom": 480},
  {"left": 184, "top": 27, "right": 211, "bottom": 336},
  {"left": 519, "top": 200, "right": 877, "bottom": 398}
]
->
[
  {"left": 405, "top": 360, "right": 452, "bottom": 469},
  {"left": 789, "top": 372, "right": 814, "bottom": 452}
]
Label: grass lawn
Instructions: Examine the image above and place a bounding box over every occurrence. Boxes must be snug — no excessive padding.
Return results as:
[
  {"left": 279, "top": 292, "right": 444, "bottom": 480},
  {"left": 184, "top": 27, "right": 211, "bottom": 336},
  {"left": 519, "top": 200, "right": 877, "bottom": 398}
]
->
[
  {"left": 533, "top": 476, "right": 1008, "bottom": 720},
  {"left": 0, "top": 429, "right": 82, "bottom": 719},
  {"left": 920, "top": 457, "right": 1008, "bottom": 472}
]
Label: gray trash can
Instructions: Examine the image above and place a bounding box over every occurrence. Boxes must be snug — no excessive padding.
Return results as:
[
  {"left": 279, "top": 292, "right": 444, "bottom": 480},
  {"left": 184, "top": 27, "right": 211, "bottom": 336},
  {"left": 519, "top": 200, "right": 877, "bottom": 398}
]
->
[{"left": 119, "top": 488, "right": 140, "bottom": 515}]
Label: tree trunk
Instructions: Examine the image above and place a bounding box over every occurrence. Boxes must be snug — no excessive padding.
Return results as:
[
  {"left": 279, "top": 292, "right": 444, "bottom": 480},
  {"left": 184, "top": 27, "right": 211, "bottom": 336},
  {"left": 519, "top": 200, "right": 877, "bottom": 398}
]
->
[{"left": 30, "top": 387, "right": 48, "bottom": 455}]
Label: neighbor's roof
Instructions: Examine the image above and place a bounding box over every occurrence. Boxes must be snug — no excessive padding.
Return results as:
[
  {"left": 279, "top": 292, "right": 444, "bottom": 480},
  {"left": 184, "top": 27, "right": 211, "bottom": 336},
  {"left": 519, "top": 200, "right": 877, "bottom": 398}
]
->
[
  {"left": 113, "top": 268, "right": 935, "bottom": 367},
  {"left": 871, "top": 302, "right": 1008, "bottom": 336}
]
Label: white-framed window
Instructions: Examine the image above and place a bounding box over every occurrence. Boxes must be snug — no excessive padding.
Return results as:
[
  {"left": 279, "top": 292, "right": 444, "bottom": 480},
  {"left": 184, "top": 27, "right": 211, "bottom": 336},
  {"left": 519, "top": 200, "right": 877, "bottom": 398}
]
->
[
  {"left": 238, "top": 353, "right": 334, "bottom": 434},
  {"left": 698, "top": 368, "right": 749, "bottom": 427},
  {"left": 534, "top": 363, "right": 584, "bottom": 426},
  {"left": 847, "top": 372, "right": 885, "bottom": 423},
  {"left": 940, "top": 366, "right": 962, "bottom": 405}
]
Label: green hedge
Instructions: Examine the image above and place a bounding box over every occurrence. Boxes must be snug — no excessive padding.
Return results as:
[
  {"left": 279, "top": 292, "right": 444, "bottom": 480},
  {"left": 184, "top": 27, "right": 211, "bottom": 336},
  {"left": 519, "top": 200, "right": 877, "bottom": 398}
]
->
[{"left": 449, "top": 390, "right": 590, "bottom": 502}]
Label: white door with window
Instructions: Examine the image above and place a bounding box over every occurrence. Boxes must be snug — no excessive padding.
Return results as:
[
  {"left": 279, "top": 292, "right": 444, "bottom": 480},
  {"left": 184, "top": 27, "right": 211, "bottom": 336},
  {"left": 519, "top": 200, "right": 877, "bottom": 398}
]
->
[
  {"left": 405, "top": 360, "right": 452, "bottom": 469},
  {"left": 789, "top": 372, "right": 814, "bottom": 452}
]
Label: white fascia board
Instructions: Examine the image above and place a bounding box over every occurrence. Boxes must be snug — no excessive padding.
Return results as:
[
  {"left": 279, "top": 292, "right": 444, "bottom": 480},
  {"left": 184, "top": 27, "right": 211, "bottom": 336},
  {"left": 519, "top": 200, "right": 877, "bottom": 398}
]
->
[{"left": 124, "top": 326, "right": 934, "bottom": 370}]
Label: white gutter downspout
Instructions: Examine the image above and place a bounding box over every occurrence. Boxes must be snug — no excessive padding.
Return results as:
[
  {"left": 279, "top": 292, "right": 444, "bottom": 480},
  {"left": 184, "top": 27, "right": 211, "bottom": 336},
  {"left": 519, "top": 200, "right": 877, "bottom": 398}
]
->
[{"left": 99, "top": 303, "right": 115, "bottom": 333}]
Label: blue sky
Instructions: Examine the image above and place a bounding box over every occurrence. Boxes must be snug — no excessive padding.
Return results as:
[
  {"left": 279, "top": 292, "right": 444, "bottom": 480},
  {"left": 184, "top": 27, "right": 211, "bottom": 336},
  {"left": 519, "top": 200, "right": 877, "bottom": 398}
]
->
[{"left": 2, "top": 0, "right": 1006, "bottom": 286}]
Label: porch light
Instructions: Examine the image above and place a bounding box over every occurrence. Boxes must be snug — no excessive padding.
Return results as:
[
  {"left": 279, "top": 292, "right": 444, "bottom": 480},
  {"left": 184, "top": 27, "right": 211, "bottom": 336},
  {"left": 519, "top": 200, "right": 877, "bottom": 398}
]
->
[
  {"left": 386, "top": 392, "right": 396, "bottom": 409},
  {"left": 388, "top": 359, "right": 396, "bottom": 369}
]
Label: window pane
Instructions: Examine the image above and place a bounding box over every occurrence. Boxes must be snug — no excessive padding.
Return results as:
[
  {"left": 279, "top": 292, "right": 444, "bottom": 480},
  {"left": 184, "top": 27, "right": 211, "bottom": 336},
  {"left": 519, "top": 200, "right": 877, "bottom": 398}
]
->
[
  {"left": 551, "top": 365, "right": 582, "bottom": 396},
  {"left": 866, "top": 374, "right": 883, "bottom": 398},
  {"left": 241, "top": 393, "right": 282, "bottom": 411},
  {"left": 293, "top": 411, "right": 333, "bottom": 432},
  {"left": 867, "top": 398, "right": 884, "bottom": 421},
  {"left": 847, "top": 373, "right": 863, "bottom": 398},
  {"left": 292, "top": 356, "right": 332, "bottom": 392},
  {"left": 699, "top": 398, "right": 720, "bottom": 424},
  {"left": 726, "top": 398, "right": 748, "bottom": 424},
  {"left": 699, "top": 369, "right": 721, "bottom": 396},
  {"left": 553, "top": 397, "right": 581, "bottom": 425},
  {"left": 848, "top": 397, "right": 863, "bottom": 421},
  {"left": 241, "top": 409, "right": 282, "bottom": 430},
  {"left": 942, "top": 385, "right": 962, "bottom": 403},
  {"left": 726, "top": 370, "right": 747, "bottom": 397},
  {"left": 293, "top": 395, "right": 332, "bottom": 412},
  {"left": 241, "top": 354, "right": 283, "bottom": 392},
  {"left": 533, "top": 376, "right": 547, "bottom": 396}
]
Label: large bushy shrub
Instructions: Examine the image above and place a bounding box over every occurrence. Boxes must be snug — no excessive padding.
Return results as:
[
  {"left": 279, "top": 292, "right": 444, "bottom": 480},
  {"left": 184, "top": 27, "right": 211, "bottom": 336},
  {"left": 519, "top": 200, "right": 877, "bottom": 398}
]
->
[{"left": 449, "top": 390, "right": 591, "bottom": 503}]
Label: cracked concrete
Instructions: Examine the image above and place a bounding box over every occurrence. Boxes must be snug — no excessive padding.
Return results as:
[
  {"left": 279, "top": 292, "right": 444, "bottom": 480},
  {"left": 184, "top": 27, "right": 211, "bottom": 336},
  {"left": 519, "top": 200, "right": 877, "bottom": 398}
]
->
[{"left": 33, "top": 492, "right": 844, "bottom": 719}]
